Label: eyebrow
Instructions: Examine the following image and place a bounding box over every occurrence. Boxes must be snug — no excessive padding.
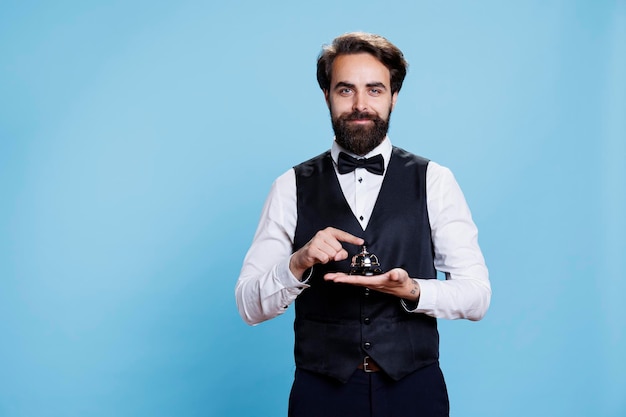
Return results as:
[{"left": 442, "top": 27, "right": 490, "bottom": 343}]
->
[
  {"left": 366, "top": 82, "right": 387, "bottom": 89},
  {"left": 333, "top": 81, "right": 356, "bottom": 90},
  {"left": 333, "top": 81, "right": 388, "bottom": 90}
]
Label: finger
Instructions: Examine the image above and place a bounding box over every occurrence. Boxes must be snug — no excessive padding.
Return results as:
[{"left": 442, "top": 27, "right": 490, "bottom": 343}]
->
[
  {"left": 308, "top": 245, "right": 331, "bottom": 264},
  {"left": 324, "top": 272, "right": 349, "bottom": 281},
  {"left": 325, "top": 227, "right": 365, "bottom": 246},
  {"left": 317, "top": 234, "right": 344, "bottom": 255},
  {"left": 333, "top": 248, "right": 349, "bottom": 262},
  {"left": 328, "top": 273, "right": 393, "bottom": 289},
  {"left": 313, "top": 239, "right": 346, "bottom": 263},
  {"left": 385, "top": 270, "right": 400, "bottom": 282},
  {"left": 387, "top": 268, "right": 408, "bottom": 283},
  {"left": 324, "top": 272, "right": 369, "bottom": 286},
  {"left": 309, "top": 230, "right": 346, "bottom": 257},
  {"left": 310, "top": 240, "right": 350, "bottom": 265}
]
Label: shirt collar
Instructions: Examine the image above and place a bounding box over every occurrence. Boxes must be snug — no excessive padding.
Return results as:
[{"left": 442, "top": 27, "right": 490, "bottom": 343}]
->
[{"left": 331, "top": 136, "right": 392, "bottom": 172}]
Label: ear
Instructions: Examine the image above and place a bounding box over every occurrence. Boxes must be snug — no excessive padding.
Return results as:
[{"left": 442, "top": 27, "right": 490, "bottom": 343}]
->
[
  {"left": 323, "top": 89, "right": 330, "bottom": 107},
  {"left": 390, "top": 91, "right": 399, "bottom": 111}
]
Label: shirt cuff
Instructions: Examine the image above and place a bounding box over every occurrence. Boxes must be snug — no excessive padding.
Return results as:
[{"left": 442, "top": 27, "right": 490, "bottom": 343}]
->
[
  {"left": 400, "top": 298, "right": 419, "bottom": 312},
  {"left": 279, "top": 256, "right": 311, "bottom": 293},
  {"left": 411, "top": 278, "right": 438, "bottom": 312}
]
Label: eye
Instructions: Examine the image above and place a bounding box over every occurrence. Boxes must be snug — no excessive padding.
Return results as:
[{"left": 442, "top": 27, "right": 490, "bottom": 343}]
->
[
  {"left": 339, "top": 88, "right": 353, "bottom": 96},
  {"left": 369, "top": 88, "right": 382, "bottom": 96}
]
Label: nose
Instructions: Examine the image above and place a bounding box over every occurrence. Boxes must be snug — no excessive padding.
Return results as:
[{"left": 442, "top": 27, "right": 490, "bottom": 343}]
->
[{"left": 353, "top": 91, "right": 368, "bottom": 112}]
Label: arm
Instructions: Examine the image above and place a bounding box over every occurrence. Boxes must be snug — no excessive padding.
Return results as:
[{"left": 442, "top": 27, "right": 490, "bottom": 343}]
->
[
  {"left": 235, "top": 170, "right": 303, "bottom": 325},
  {"left": 234, "top": 170, "right": 365, "bottom": 325},
  {"left": 325, "top": 162, "right": 491, "bottom": 321},
  {"left": 416, "top": 162, "right": 491, "bottom": 320}
]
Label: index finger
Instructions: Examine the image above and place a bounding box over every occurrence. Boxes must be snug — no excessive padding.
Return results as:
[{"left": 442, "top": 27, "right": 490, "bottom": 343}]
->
[{"left": 325, "top": 227, "right": 364, "bottom": 246}]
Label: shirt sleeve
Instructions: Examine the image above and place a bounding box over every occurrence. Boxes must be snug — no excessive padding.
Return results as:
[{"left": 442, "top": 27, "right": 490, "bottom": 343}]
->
[
  {"left": 235, "top": 169, "right": 309, "bottom": 325},
  {"left": 408, "top": 162, "right": 491, "bottom": 321}
]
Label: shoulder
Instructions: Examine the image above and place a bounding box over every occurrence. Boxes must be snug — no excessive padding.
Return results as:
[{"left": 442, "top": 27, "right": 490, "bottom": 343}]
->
[
  {"left": 426, "top": 160, "right": 453, "bottom": 179},
  {"left": 294, "top": 150, "right": 331, "bottom": 168},
  {"left": 391, "top": 146, "right": 430, "bottom": 167},
  {"left": 270, "top": 150, "right": 334, "bottom": 192},
  {"left": 273, "top": 167, "right": 296, "bottom": 191},
  {"left": 389, "top": 147, "right": 458, "bottom": 189},
  {"left": 425, "top": 160, "right": 465, "bottom": 201},
  {"left": 293, "top": 150, "right": 332, "bottom": 177}
]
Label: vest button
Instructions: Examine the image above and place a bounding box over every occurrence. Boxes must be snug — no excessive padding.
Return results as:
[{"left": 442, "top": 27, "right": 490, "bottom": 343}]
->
[
  {"left": 364, "top": 288, "right": 370, "bottom": 296},
  {"left": 363, "top": 317, "right": 371, "bottom": 325},
  {"left": 364, "top": 342, "right": 372, "bottom": 350}
]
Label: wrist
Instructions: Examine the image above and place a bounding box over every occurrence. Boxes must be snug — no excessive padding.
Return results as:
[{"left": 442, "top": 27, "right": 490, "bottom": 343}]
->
[
  {"left": 407, "top": 278, "right": 420, "bottom": 302},
  {"left": 289, "top": 254, "right": 308, "bottom": 280}
]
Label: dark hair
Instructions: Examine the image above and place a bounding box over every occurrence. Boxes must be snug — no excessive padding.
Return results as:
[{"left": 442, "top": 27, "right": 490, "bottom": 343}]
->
[{"left": 316, "top": 32, "right": 408, "bottom": 95}]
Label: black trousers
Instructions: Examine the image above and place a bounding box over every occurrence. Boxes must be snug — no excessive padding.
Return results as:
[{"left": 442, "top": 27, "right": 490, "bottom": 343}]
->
[{"left": 288, "top": 362, "right": 449, "bottom": 417}]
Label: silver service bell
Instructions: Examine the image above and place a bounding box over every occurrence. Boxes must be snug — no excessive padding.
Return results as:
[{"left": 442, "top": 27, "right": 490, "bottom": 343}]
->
[{"left": 349, "top": 245, "right": 382, "bottom": 276}]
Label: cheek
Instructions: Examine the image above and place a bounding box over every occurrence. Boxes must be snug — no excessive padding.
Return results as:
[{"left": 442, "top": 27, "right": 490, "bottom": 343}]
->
[
  {"left": 377, "top": 101, "right": 393, "bottom": 118},
  {"left": 329, "top": 101, "right": 350, "bottom": 118}
]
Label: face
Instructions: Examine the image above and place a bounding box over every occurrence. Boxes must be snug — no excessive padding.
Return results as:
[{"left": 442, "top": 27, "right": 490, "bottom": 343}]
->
[{"left": 325, "top": 53, "right": 398, "bottom": 156}]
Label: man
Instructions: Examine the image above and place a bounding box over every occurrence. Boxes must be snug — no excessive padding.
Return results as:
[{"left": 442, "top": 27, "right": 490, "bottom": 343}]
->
[{"left": 235, "top": 32, "right": 491, "bottom": 417}]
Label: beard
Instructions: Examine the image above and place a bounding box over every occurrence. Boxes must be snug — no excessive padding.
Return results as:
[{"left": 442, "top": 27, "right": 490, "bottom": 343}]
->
[{"left": 331, "top": 107, "right": 391, "bottom": 156}]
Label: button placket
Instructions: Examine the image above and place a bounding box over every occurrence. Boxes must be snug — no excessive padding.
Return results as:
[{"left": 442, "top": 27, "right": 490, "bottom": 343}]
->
[{"left": 355, "top": 169, "right": 366, "bottom": 226}]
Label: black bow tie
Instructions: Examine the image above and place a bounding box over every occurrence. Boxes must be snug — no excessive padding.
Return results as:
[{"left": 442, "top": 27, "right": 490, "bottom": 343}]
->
[{"left": 337, "top": 152, "right": 385, "bottom": 175}]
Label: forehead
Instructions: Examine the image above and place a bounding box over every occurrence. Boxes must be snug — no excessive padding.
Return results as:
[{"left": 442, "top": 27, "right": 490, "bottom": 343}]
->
[{"left": 331, "top": 53, "right": 391, "bottom": 86}]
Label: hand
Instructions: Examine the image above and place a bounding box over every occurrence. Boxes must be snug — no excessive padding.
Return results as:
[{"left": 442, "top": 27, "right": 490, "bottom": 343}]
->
[
  {"left": 324, "top": 268, "right": 420, "bottom": 301},
  {"left": 290, "top": 227, "right": 364, "bottom": 280}
]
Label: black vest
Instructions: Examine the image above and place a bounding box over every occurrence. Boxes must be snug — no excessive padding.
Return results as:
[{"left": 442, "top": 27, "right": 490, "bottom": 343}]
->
[{"left": 293, "top": 147, "right": 439, "bottom": 383}]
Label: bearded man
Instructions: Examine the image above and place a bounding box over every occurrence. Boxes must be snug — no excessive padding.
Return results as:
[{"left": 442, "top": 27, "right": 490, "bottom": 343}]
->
[{"left": 235, "top": 32, "right": 491, "bottom": 417}]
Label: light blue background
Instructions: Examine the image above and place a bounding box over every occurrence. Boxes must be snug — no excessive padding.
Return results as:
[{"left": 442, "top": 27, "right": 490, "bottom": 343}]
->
[{"left": 1, "top": 1, "right": 624, "bottom": 416}]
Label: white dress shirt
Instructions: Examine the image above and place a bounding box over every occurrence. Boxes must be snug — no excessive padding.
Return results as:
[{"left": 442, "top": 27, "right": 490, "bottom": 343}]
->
[{"left": 235, "top": 137, "right": 491, "bottom": 325}]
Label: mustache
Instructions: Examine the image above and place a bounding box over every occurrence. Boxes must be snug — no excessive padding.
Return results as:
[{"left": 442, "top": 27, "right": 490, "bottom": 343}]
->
[{"left": 342, "top": 111, "right": 378, "bottom": 121}]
